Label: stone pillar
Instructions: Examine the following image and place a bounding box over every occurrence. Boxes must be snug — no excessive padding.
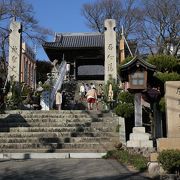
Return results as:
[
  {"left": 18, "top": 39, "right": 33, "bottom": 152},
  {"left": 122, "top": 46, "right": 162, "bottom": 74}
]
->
[
  {"left": 127, "top": 93, "right": 153, "bottom": 148},
  {"left": 135, "top": 93, "right": 142, "bottom": 127},
  {"left": 8, "top": 18, "right": 22, "bottom": 82},
  {"left": 157, "top": 81, "right": 180, "bottom": 151},
  {"left": 165, "top": 81, "right": 180, "bottom": 138},
  {"left": 104, "top": 19, "right": 117, "bottom": 82},
  {"left": 119, "top": 38, "right": 125, "bottom": 64},
  {"left": 118, "top": 117, "right": 126, "bottom": 145}
]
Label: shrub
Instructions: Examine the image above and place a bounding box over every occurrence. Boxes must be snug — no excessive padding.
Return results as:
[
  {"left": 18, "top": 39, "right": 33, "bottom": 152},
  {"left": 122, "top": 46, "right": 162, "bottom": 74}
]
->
[
  {"left": 103, "top": 149, "right": 148, "bottom": 172},
  {"left": 42, "top": 84, "right": 51, "bottom": 91},
  {"left": 114, "top": 91, "right": 134, "bottom": 118},
  {"left": 103, "top": 150, "right": 117, "bottom": 159},
  {"left": 129, "top": 154, "right": 148, "bottom": 172},
  {"left": 155, "top": 72, "right": 180, "bottom": 83},
  {"left": 118, "top": 91, "right": 134, "bottom": 104},
  {"left": 158, "top": 149, "right": 180, "bottom": 174},
  {"left": 147, "top": 54, "right": 178, "bottom": 73},
  {"left": 115, "top": 103, "right": 134, "bottom": 118},
  {"left": 159, "top": 97, "right": 165, "bottom": 113}
]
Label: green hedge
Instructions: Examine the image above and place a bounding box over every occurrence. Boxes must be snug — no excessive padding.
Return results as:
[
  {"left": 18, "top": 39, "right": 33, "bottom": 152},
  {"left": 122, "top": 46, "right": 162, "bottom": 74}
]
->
[
  {"left": 158, "top": 149, "right": 180, "bottom": 174},
  {"left": 103, "top": 150, "right": 148, "bottom": 172},
  {"left": 114, "top": 91, "right": 134, "bottom": 118}
]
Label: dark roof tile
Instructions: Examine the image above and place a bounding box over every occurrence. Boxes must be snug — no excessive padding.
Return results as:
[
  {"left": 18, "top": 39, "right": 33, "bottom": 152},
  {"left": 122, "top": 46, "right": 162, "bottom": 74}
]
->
[{"left": 43, "top": 33, "right": 104, "bottom": 49}]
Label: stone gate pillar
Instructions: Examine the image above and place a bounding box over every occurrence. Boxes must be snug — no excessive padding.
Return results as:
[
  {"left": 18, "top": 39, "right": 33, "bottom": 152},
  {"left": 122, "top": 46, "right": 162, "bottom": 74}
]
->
[
  {"left": 104, "top": 19, "right": 117, "bottom": 83},
  {"left": 8, "top": 18, "right": 22, "bottom": 82},
  {"left": 157, "top": 81, "right": 180, "bottom": 151}
]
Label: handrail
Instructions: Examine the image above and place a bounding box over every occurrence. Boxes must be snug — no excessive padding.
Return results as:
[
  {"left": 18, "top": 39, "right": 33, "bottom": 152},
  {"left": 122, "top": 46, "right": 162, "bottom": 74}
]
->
[{"left": 49, "top": 60, "right": 67, "bottom": 108}]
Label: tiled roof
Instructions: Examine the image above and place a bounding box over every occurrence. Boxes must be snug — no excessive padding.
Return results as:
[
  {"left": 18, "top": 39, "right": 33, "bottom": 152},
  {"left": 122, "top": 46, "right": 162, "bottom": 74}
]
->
[
  {"left": 120, "top": 56, "right": 156, "bottom": 71},
  {"left": 43, "top": 33, "right": 104, "bottom": 49}
]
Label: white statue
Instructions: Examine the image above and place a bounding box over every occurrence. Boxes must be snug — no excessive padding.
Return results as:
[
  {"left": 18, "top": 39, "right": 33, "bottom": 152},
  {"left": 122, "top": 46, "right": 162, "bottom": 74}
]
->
[{"left": 108, "top": 83, "right": 113, "bottom": 101}]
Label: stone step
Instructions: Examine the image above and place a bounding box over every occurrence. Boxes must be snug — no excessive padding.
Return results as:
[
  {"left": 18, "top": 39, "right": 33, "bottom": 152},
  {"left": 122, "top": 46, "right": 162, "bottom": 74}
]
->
[
  {"left": 5, "top": 110, "right": 95, "bottom": 114},
  {"left": 22, "top": 114, "right": 92, "bottom": 118},
  {"left": 0, "top": 137, "right": 118, "bottom": 144},
  {"left": 0, "top": 121, "right": 92, "bottom": 128},
  {"left": 0, "top": 110, "right": 118, "bottom": 153},
  {"left": 4, "top": 127, "right": 93, "bottom": 133},
  {"left": 0, "top": 117, "right": 104, "bottom": 122},
  {"left": 1, "top": 114, "right": 95, "bottom": 119},
  {"left": 0, "top": 132, "right": 118, "bottom": 138},
  {"left": 0, "top": 118, "right": 115, "bottom": 125},
  {"left": 0, "top": 142, "right": 114, "bottom": 149},
  {"left": 71, "top": 137, "right": 118, "bottom": 143},
  {"left": 0, "top": 148, "right": 108, "bottom": 153},
  {"left": 92, "top": 121, "right": 118, "bottom": 130},
  {"left": 3, "top": 111, "right": 105, "bottom": 118},
  {"left": 0, "top": 124, "right": 116, "bottom": 132},
  {"left": 0, "top": 123, "right": 116, "bottom": 132},
  {"left": 0, "top": 132, "right": 70, "bottom": 138}
]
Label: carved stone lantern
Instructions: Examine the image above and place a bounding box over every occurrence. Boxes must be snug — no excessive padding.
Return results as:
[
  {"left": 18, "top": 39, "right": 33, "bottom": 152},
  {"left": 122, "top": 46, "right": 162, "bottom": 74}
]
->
[{"left": 119, "top": 56, "right": 156, "bottom": 148}]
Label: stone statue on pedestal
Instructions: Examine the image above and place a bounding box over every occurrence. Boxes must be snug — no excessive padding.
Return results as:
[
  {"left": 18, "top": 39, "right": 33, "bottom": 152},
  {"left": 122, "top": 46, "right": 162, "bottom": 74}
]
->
[{"left": 108, "top": 83, "right": 113, "bottom": 101}]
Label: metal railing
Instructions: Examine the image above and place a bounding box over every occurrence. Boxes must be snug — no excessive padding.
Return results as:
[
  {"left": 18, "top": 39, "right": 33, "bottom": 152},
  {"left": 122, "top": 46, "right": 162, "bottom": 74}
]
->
[{"left": 49, "top": 60, "right": 67, "bottom": 108}]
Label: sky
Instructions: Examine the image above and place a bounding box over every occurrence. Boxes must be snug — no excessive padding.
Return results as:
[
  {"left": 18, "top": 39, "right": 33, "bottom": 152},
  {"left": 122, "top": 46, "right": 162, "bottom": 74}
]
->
[{"left": 27, "top": 0, "right": 94, "bottom": 61}]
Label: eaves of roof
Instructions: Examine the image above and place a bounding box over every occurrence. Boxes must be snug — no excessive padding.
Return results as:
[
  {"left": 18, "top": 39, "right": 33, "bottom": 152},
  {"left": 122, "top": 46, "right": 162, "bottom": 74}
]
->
[{"left": 120, "top": 56, "right": 156, "bottom": 71}]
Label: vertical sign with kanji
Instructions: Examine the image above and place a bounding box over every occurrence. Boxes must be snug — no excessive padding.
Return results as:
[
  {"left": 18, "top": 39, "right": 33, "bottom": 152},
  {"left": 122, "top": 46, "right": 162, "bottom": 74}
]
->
[
  {"left": 104, "top": 19, "right": 117, "bottom": 82},
  {"left": 8, "top": 19, "right": 22, "bottom": 82}
]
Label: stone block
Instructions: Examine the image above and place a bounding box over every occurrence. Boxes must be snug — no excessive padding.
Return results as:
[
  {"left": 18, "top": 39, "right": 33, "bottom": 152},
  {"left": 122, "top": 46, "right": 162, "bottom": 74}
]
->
[
  {"left": 150, "top": 152, "right": 158, "bottom": 162},
  {"left": 140, "top": 140, "right": 153, "bottom": 148},
  {"left": 157, "top": 138, "right": 180, "bottom": 152},
  {"left": 31, "top": 153, "right": 69, "bottom": 159},
  {"left": 0, "top": 153, "right": 70, "bottom": 159},
  {"left": 148, "top": 162, "right": 160, "bottom": 178},
  {"left": 130, "top": 132, "right": 150, "bottom": 140},
  {"left": 133, "top": 127, "right": 145, "bottom": 133},
  {"left": 127, "top": 139, "right": 153, "bottom": 148},
  {"left": 127, "top": 140, "right": 140, "bottom": 147},
  {"left": 70, "top": 153, "right": 106, "bottom": 158}
]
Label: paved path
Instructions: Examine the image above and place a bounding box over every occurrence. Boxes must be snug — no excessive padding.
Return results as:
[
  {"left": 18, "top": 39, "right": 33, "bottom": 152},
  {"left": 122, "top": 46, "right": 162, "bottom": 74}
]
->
[{"left": 0, "top": 159, "right": 152, "bottom": 180}]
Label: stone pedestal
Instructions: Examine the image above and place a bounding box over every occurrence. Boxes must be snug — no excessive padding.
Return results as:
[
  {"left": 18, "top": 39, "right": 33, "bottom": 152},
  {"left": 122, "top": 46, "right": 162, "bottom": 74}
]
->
[{"left": 127, "top": 127, "right": 153, "bottom": 148}]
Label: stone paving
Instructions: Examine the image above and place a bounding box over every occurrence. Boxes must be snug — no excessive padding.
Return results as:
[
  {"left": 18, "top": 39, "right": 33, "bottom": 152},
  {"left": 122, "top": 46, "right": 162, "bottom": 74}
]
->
[{"left": 0, "top": 159, "right": 152, "bottom": 180}]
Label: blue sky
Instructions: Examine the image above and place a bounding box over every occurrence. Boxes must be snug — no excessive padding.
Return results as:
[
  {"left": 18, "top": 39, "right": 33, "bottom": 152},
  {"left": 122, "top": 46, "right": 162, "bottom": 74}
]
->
[{"left": 27, "top": 0, "right": 94, "bottom": 60}]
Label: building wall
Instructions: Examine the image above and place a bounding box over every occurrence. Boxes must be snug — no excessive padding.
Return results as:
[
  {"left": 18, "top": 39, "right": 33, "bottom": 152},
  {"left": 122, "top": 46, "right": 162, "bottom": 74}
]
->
[{"left": 21, "top": 42, "right": 36, "bottom": 89}]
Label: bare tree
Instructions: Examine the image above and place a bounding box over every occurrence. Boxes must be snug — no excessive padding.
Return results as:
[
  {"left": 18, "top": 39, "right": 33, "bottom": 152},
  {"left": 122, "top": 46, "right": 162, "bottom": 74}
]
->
[
  {"left": 138, "top": 0, "right": 180, "bottom": 56},
  {"left": 0, "top": 0, "right": 53, "bottom": 69},
  {"left": 81, "top": 0, "right": 142, "bottom": 38}
]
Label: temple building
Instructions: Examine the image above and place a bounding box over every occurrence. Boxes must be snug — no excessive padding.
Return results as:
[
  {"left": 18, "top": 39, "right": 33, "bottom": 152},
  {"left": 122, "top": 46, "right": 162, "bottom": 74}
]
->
[
  {"left": 43, "top": 31, "right": 137, "bottom": 81},
  {"left": 43, "top": 32, "right": 104, "bottom": 80}
]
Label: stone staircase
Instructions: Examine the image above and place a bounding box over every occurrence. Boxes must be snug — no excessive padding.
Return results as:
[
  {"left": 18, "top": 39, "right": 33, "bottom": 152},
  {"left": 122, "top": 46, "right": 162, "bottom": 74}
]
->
[{"left": 0, "top": 110, "right": 119, "bottom": 154}]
